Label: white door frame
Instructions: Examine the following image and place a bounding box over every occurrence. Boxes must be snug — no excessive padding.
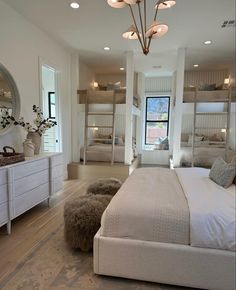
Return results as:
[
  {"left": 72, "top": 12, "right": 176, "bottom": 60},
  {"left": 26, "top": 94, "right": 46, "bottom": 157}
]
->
[{"left": 38, "top": 57, "right": 62, "bottom": 153}]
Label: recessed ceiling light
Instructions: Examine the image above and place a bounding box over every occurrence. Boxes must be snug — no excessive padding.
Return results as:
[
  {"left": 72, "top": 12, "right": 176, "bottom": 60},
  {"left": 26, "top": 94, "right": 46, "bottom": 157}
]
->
[
  {"left": 104, "top": 46, "right": 111, "bottom": 51},
  {"left": 120, "top": 67, "right": 125, "bottom": 71},
  {"left": 193, "top": 64, "right": 199, "bottom": 68},
  {"left": 204, "top": 40, "right": 212, "bottom": 45},
  {"left": 70, "top": 2, "right": 80, "bottom": 9}
]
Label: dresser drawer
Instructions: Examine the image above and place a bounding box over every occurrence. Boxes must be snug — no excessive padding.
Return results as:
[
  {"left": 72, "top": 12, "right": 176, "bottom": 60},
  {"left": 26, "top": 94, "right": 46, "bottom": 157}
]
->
[
  {"left": 50, "top": 154, "right": 63, "bottom": 167},
  {"left": 13, "top": 183, "right": 49, "bottom": 218},
  {"left": 0, "top": 169, "right": 7, "bottom": 186},
  {"left": 14, "top": 170, "right": 49, "bottom": 197},
  {"left": 13, "top": 158, "right": 49, "bottom": 180},
  {"left": 51, "top": 164, "right": 63, "bottom": 179},
  {"left": 0, "top": 202, "right": 8, "bottom": 227},
  {"left": 51, "top": 176, "right": 63, "bottom": 195},
  {"left": 0, "top": 184, "right": 8, "bottom": 205}
]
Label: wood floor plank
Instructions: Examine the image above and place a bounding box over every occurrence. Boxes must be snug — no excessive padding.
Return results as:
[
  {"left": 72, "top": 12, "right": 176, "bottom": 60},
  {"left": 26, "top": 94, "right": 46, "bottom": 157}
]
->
[{"left": 0, "top": 179, "right": 89, "bottom": 284}]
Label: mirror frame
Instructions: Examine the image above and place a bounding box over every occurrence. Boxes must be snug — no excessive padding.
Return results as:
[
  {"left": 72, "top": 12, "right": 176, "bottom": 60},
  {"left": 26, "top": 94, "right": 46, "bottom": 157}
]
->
[{"left": 0, "top": 63, "right": 21, "bottom": 135}]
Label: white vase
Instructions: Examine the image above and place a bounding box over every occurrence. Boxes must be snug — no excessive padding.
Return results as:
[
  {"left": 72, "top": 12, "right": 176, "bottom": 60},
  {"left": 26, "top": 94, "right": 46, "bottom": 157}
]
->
[
  {"left": 27, "top": 132, "right": 41, "bottom": 154},
  {"left": 23, "top": 138, "right": 35, "bottom": 157}
]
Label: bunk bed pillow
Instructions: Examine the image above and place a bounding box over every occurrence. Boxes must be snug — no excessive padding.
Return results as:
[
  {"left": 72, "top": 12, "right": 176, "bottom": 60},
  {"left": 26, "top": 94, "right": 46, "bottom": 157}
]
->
[
  {"left": 199, "top": 83, "right": 216, "bottom": 91},
  {"left": 107, "top": 82, "right": 121, "bottom": 91},
  {"left": 188, "top": 135, "right": 204, "bottom": 144},
  {"left": 209, "top": 157, "right": 236, "bottom": 188}
]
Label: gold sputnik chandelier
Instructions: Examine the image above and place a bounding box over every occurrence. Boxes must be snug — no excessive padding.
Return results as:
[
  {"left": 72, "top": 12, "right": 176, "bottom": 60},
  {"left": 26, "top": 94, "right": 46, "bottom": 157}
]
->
[{"left": 107, "top": 0, "right": 176, "bottom": 55}]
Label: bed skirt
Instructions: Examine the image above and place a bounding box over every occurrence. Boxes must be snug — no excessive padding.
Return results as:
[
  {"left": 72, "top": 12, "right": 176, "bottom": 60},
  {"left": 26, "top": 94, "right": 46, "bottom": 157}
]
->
[{"left": 94, "top": 229, "right": 235, "bottom": 290}]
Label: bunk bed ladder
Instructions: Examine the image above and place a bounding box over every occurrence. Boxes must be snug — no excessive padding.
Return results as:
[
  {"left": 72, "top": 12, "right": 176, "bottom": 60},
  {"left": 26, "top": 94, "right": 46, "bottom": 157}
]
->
[
  {"left": 83, "top": 91, "right": 116, "bottom": 165},
  {"left": 111, "top": 93, "right": 116, "bottom": 165},
  {"left": 83, "top": 93, "right": 88, "bottom": 165},
  {"left": 225, "top": 87, "right": 232, "bottom": 161},
  {"left": 191, "top": 87, "right": 197, "bottom": 167}
]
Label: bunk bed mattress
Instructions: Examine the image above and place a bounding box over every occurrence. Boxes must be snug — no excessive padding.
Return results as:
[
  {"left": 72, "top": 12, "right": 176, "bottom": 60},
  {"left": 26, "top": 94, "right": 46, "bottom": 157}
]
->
[
  {"left": 180, "top": 146, "right": 229, "bottom": 166},
  {"left": 101, "top": 167, "right": 190, "bottom": 245},
  {"left": 80, "top": 144, "right": 125, "bottom": 163}
]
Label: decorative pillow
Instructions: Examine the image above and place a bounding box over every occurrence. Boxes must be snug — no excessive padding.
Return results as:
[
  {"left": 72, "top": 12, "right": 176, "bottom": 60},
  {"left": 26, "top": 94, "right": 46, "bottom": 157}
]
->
[
  {"left": 209, "top": 133, "right": 224, "bottom": 142},
  {"left": 181, "top": 133, "right": 189, "bottom": 142},
  {"left": 104, "top": 137, "right": 118, "bottom": 145},
  {"left": 199, "top": 83, "right": 216, "bottom": 91},
  {"left": 107, "top": 82, "right": 121, "bottom": 91},
  {"left": 188, "top": 135, "right": 204, "bottom": 144},
  {"left": 98, "top": 84, "right": 107, "bottom": 91},
  {"left": 209, "top": 157, "right": 236, "bottom": 188},
  {"left": 117, "top": 136, "right": 124, "bottom": 145}
]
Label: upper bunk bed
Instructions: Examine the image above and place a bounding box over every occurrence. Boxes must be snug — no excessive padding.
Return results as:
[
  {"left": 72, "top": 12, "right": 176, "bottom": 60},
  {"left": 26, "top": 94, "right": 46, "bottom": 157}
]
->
[
  {"left": 183, "top": 87, "right": 233, "bottom": 103},
  {"left": 77, "top": 89, "right": 141, "bottom": 116}
]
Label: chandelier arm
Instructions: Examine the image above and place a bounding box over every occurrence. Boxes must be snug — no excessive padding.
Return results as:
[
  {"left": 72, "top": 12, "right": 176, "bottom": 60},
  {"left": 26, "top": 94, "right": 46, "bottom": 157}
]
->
[
  {"left": 137, "top": 1, "right": 146, "bottom": 49},
  {"left": 128, "top": 4, "right": 145, "bottom": 50},
  {"left": 144, "top": 0, "right": 147, "bottom": 47},
  {"left": 147, "top": 36, "right": 152, "bottom": 51},
  {"left": 154, "top": 5, "right": 159, "bottom": 21}
]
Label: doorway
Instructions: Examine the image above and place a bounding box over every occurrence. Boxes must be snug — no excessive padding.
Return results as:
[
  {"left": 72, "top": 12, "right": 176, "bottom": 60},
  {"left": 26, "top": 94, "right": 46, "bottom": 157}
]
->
[{"left": 41, "top": 64, "right": 60, "bottom": 152}]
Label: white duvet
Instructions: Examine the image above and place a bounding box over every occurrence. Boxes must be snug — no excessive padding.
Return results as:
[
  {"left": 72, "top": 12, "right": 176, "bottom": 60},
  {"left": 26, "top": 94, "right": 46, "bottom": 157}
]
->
[{"left": 176, "top": 167, "right": 236, "bottom": 251}]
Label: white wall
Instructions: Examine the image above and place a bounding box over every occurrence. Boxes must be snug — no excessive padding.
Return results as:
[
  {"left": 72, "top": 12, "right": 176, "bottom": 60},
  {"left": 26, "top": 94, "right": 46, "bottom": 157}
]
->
[
  {"left": 0, "top": 1, "right": 72, "bottom": 175},
  {"left": 79, "top": 61, "right": 95, "bottom": 90}
]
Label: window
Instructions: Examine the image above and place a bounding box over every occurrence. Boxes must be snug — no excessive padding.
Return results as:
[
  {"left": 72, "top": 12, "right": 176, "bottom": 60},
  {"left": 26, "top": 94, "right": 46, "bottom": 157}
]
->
[
  {"left": 48, "top": 92, "right": 56, "bottom": 119},
  {"left": 145, "top": 96, "right": 170, "bottom": 145}
]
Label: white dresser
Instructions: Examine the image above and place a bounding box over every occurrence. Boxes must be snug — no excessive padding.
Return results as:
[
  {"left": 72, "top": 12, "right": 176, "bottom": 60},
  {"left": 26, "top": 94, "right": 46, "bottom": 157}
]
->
[{"left": 0, "top": 153, "right": 64, "bottom": 234}]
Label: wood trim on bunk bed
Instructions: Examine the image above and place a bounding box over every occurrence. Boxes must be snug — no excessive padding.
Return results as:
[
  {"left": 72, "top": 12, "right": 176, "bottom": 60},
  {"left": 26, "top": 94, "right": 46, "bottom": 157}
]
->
[{"left": 77, "top": 89, "right": 126, "bottom": 104}]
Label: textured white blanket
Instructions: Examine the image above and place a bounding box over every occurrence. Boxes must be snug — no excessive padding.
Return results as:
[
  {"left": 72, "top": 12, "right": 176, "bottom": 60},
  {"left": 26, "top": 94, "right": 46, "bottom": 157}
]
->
[
  {"left": 101, "top": 168, "right": 190, "bottom": 245},
  {"left": 176, "top": 167, "right": 236, "bottom": 251}
]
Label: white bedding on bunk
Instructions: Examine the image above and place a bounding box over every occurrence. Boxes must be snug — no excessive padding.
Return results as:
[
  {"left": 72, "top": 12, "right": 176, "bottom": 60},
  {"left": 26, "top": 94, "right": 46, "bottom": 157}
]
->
[
  {"left": 80, "top": 144, "right": 125, "bottom": 163},
  {"left": 180, "top": 146, "right": 227, "bottom": 166},
  {"left": 176, "top": 167, "right": 236, "bottom": 251}
]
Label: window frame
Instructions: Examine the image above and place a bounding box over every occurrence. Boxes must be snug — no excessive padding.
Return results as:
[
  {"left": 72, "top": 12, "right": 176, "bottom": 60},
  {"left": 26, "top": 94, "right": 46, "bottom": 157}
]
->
[
  {"left": 145, "top": 96, "right": 170, "bottom": 145},
  {"left": 48, "top": 91, "right": 56, "bottom": 119}
]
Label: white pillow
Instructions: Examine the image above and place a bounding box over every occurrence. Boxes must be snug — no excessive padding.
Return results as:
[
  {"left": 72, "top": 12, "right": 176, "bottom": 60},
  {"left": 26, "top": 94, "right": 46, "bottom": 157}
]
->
[
  {"left": 117, "top": 137, "right": 124, "bottom": 145},
  {"left": 188, "top": 135, "right": 203, "bottom": 144}
]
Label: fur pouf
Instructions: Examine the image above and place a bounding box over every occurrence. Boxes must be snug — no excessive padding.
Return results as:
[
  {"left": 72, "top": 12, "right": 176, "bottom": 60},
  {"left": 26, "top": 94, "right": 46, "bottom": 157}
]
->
[
  {"left": 86, "top": 178, "right": 122, "bottom": 196},
  {"left": 64, "top": 194, "right": 112, "bottom": 252}
]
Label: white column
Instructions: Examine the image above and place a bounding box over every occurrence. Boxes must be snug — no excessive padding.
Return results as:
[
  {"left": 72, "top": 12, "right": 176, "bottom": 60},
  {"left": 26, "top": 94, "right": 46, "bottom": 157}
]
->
[
  {"left": 71, "top": 53, "right": 79, "bottom": 162},
  {"left": 137, "top": 72, "right": 145, "bottom": 153},
  {"left": 172, "top": 48, "right": 186, "bottom": 167},
  {"left": 125, "top": 51, "right": 134, "bottom": 165}
]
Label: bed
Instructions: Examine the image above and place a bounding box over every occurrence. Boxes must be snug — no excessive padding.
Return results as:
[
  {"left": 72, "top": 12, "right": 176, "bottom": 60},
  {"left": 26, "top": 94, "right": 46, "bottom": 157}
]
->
[
  {"left": 180, "top": 143, "right": 231, "bottom": 167},
  {"left": 94, "top": 167, "right": 236, "bottom": 290},
  {"left": 78, "top": 89, "right": 140, "bottom": 108},
  {"left": 80, "top": 144, "right": 126, "bottom": 163},
  {"left": 180, "top": 132, "right": 235, "bottom": 167}
]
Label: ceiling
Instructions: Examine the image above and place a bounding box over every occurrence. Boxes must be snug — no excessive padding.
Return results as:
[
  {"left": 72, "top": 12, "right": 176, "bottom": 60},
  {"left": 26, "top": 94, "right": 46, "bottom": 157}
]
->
[{"left": 3, "top": 0, "right": 235, "bottom": 75}]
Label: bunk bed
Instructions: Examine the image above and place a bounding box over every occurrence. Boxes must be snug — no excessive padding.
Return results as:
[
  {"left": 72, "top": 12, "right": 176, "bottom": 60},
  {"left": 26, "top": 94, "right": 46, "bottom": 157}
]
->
[
  {"left": 180, "top": 87, "right": 234, "bottom": 167},
  {"left": 78, "top": 89, "right": 140, "bottom": 107},
  {"left": 78, "top": 89, "right": 140, "bottom": 165}
]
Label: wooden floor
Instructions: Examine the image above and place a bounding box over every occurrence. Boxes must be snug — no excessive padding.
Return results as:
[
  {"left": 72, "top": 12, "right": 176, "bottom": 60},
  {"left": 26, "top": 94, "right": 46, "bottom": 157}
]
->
[
  {"left": 0, "top": 179, "right": 88, "bottom": 284},
  {"left": 68, "top": 156, "right": 140, "bottom": 181}
]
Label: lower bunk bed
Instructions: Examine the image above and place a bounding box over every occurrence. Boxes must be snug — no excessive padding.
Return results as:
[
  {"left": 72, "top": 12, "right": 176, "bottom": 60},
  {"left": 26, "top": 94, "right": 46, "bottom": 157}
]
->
[
  {"left": 180, "top": 143, "right": 231, "bottom": 167},
  {"left": 94, "top": 167, "right": 236, "bottom": 290},
  {"left": 80, "top": 144, "right": 126, "bottom": 163}
]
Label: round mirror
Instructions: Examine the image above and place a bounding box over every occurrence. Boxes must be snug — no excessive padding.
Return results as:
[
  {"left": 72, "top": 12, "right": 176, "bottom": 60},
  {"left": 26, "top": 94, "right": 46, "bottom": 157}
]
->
[{"left": 0, "top": 64, "right": 20, "bottom": 135}]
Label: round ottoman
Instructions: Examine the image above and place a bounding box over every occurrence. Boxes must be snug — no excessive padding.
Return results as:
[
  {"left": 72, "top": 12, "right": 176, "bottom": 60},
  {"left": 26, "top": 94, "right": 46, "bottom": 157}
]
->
[
  {"left": 64, "top": 194, "right": 112, "bottom": 251},
  {"left": 86, "top": 177, "right": 122, "bottom": 196}
]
